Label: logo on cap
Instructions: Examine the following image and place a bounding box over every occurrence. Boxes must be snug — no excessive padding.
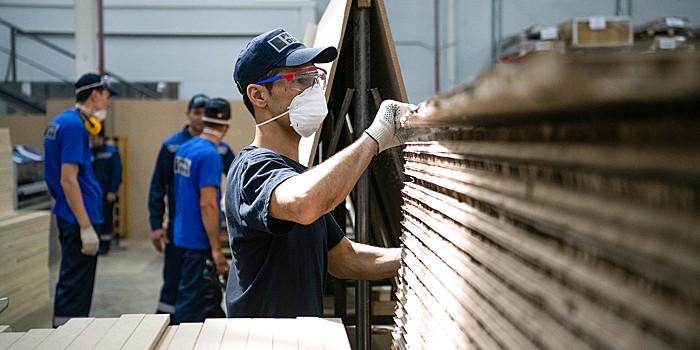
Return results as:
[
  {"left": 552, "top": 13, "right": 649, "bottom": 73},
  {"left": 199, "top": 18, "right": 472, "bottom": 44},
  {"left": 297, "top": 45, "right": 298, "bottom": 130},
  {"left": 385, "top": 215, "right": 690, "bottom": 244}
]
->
[{"left": 267, "top": 31, "right": 300, "bottom": 53}]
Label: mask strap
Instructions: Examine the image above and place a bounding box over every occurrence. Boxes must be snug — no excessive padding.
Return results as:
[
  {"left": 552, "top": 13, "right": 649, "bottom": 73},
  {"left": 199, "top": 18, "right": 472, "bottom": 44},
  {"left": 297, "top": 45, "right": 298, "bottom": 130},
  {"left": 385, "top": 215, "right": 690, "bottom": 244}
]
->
[
  {"left": 203, "top": 127, "right": 223, "bottom": 138},
  {"left": 256, "top": 110, "right": 289, "bottom": 127}
]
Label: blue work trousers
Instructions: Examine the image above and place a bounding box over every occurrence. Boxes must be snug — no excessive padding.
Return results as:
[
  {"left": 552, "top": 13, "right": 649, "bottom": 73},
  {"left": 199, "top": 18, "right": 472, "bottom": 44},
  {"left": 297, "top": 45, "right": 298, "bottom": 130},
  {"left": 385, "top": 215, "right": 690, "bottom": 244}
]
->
[
  {"left": 157, "top": 241, "right": 181, "bottom": 321},
  {"left": 173, "top": 248, "right": 224, "bottom": 324},
  {"left": 53, "top": 217, "right": 98, "bottom": 327},
  {"left": 97, "top": 199, "right": 113, "bottom": 253}
]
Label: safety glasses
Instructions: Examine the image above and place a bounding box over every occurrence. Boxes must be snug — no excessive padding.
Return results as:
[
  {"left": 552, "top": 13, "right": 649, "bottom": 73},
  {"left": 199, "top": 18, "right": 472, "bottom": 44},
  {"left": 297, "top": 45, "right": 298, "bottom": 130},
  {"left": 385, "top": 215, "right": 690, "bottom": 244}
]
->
[
  {"left": 75, "top": 75, "right": 115, "bottom": 94},
  {"left": 255, "top": 67, "right": 327, "bottom": 91}
]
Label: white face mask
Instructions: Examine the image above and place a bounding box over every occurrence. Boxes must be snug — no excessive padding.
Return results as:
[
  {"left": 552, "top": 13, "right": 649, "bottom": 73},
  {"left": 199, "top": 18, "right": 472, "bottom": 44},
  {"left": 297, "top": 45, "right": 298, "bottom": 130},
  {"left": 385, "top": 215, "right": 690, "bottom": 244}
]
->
[
  {"left": 75, "top": 103, "right": 107, "bottom": 122},
  {"left": 256, "top": 83, "right": 328, "bottom": 138}
]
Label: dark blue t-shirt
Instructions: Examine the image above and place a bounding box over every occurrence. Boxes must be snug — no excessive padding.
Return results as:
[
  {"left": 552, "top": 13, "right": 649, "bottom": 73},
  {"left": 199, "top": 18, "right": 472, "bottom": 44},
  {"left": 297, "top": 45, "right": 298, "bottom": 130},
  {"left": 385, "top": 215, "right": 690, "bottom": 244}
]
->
[
  {"left": 173, "top": 137, "right": 223, "bottom": 250},
  {"left": 224, "top": 146, "right": 345, "bottom": 318},
  {"left": 43, "top": 109, "right": 103, "bottom": 224}
]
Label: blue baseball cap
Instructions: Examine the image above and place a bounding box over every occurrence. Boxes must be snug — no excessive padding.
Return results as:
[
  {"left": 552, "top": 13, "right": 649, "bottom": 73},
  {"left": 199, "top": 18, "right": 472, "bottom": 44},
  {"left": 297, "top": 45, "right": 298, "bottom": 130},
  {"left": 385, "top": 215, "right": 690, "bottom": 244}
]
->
[
  {"left": 233, "top": 28, "right": 338, "bottom": 94},
  {"left": 187, "top": 93, "right": 210, "bottom": 111},
  {"left": 202, "top": 98, "right": 231, "bottom": 124},
  {"left": 75, "top": 73, "right": 117, "bottom": 95}
]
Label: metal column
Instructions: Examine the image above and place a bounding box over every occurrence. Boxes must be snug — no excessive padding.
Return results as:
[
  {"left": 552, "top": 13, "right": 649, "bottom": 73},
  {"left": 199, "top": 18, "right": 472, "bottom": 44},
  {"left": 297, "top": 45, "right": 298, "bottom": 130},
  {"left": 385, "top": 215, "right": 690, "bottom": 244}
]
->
[{"left": 354, "top": 1, "right": 371, "bottom": 349}]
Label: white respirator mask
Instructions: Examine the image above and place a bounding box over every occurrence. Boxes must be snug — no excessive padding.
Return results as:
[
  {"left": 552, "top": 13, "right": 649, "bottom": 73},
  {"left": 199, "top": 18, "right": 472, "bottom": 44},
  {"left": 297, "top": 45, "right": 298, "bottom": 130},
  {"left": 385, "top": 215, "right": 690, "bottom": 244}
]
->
[
  {"left": 256, "top": 83, "right": 328, "bottom": 138},
  {"left": 75, "top": 103, "right": 107, "bottom": 122}
]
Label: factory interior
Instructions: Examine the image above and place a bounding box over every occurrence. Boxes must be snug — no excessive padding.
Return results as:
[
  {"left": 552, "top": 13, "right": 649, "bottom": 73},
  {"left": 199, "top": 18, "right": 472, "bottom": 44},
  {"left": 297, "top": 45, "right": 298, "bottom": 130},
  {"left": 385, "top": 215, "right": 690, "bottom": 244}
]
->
[{"left": 0, "top": 0, "right": 699, "bottom": 349}]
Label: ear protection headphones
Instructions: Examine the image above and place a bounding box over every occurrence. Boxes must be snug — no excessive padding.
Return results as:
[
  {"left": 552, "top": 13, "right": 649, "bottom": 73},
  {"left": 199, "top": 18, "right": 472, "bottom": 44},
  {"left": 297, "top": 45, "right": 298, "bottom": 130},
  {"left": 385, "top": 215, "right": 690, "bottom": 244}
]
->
[{"left": 75, "top": 104, "right": 102, "bottom": 135}]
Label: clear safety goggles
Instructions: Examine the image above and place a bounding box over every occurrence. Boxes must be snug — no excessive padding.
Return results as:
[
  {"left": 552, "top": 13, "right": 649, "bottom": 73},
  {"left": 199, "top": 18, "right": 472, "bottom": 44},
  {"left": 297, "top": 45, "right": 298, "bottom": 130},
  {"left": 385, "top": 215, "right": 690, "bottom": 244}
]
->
[
  {"left": 255, "top": 66, "right": 327, "bottom": 91},
  {"left": 75, "top": 75, "right": 115, "bottom": 94}
]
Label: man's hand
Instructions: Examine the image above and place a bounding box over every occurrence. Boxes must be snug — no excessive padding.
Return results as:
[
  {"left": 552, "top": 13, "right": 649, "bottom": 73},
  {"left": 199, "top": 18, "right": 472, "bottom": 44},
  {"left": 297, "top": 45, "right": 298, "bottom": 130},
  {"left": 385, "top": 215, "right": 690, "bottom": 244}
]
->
[
  {"left": 364, "top": 100, "right": 420, "bottom": 154},
  {"left": 80, "top": 226, "right": 100, "bottom": 256},
  {"left": 106, "top": 192, "right": 117, "bottom": 202},
  {"left": 212, "top": 249, "right": 229, "bottom": 276},
  {"left": 151, "top": 228, "right": 169, "bottom": 252}
]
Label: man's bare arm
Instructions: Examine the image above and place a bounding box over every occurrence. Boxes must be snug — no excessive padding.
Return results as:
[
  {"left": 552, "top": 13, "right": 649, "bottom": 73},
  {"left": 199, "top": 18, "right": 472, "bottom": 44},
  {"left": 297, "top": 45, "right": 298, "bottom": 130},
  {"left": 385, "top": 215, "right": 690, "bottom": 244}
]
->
[
  {"left": 327, "top": 237, "right": 401, "bottom": 280},
  {"left": 201, "top": 186, "right": 228, "bottom": 275},
  {"left": 269, "top": 133, "right": 378, "bottom": 225},
  {"left": 60, "top": 163, "right": 91, "bottom": 228}
]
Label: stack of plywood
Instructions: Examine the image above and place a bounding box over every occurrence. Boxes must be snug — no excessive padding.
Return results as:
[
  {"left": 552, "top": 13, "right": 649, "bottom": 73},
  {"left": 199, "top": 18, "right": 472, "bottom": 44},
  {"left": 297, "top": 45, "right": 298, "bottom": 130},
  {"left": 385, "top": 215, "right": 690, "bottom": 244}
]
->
[
  {"left": 394, "top": 52, "right": 700, "bottom": 349},
  {"left": 0, "top": 315, "right": 351, "bottom": 350},
  {"left": 0, "top": 128, "right": 51, "bottom": 327}
]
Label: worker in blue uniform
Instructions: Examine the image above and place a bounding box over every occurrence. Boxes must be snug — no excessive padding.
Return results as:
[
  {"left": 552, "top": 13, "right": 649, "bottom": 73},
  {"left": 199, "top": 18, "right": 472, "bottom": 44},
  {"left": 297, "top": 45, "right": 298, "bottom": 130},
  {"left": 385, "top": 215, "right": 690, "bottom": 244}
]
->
[
  {"left": 90, "top": 129, "right": 122, "bottom": 254},
  {"left": 172, "top": 98, "right": 231, "bottom": 323},
  {"left": 148, "top": 94, "right": 235, "bottom": 320},
  {"left": 44, "top": 73, "right": 115, "bottom": 327}
]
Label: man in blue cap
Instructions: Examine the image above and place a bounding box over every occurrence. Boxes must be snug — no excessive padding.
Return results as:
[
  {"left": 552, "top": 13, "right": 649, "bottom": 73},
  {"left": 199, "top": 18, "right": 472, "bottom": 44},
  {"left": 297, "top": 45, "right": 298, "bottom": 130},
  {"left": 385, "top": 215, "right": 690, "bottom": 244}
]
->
[
  {"left": 44, "top": 72, "right": 115, "bottom": 327},
  {"left": 226, "top": 28, "right": 416, "bottom": 318},
  {"left": 148, "top": 93, "right": 235, "bottom": 320},
  {"left": 172, "top": 98, "right": 231, "bottom": 323},
  {"left": 90, "top": 129, "right": 122, "bottom": 254}
]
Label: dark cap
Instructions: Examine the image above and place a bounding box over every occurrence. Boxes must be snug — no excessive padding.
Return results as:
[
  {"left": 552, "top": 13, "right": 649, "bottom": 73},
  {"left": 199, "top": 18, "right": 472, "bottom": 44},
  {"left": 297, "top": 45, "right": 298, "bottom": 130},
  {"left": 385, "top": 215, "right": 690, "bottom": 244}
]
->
[
  {"left": 75, "top": 73, "right": 117, "bottom": 95},
  {"left": 187, "top": 94, "right": 210, "bottom": 111},
  {"left": 202, "top": 98, "right": 231, "bottom": 124},
  {"left": 233, "top": 28, "right": 338, "bottom": 94}
]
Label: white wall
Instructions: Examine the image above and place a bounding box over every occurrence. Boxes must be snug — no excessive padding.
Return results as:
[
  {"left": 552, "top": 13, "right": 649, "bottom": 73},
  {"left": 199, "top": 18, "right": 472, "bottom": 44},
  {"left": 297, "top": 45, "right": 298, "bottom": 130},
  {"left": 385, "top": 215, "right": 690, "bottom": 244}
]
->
[
  {"left": 0, "top": 0, "right": 317, "bottom": 100},
  {"left": 1, "top": 0, "right": 700, "bottom": 104}
]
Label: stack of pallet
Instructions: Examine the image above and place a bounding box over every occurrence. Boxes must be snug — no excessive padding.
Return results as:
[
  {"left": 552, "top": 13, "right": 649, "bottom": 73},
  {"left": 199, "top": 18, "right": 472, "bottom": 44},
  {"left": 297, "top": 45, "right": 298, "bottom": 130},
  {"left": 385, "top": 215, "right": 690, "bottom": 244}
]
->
[
  {"left": 393, "top": 52, "right": 700, "bottom": 349},
  {"left": 0, "top": 315, "right": 351, "bottom": 350},
  {"left": 0, "top": 128, "right": 51, "bottom": 327}
]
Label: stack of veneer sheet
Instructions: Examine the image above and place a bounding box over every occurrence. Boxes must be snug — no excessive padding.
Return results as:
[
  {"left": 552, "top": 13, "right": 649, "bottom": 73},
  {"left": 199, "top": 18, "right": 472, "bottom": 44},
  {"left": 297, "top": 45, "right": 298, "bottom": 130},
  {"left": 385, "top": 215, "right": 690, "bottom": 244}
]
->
[
  {"left": 0, "top": 128, "right": 51, "bottom": 327},
  {"left": 393, "top": 52, "right": 700, "bottom": 349}
]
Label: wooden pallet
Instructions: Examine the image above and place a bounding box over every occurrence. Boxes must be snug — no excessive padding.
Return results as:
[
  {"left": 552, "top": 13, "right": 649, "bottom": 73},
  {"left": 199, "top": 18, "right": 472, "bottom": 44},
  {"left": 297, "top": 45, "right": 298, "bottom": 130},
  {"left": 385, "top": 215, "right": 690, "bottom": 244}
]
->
[{"left": 0, "top": 316, "right": 351, "bottom": 350}]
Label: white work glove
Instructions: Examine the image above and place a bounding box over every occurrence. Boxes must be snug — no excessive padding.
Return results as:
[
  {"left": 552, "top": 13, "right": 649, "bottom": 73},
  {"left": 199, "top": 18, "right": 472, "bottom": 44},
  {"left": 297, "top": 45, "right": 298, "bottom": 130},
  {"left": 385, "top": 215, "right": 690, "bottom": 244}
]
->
[
  {"left": 80, "top": 226, "right": 100, "bottom": 256},
  {"left": 364, "top": 100, "right": 419, "bottom": 154}
]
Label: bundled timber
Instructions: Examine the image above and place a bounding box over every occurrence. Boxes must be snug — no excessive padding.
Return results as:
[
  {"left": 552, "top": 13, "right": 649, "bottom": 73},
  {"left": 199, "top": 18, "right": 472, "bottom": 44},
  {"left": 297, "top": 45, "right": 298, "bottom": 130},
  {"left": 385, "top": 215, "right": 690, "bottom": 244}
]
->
[
  {"left": 0, "top": 128, "right": 51, "bottom": 327},
  {"left": 395, "top": 51, "right": 700, "bottom": 350},
  {"left": 0, "top": 316, "right": 350, "bottom": 350}
]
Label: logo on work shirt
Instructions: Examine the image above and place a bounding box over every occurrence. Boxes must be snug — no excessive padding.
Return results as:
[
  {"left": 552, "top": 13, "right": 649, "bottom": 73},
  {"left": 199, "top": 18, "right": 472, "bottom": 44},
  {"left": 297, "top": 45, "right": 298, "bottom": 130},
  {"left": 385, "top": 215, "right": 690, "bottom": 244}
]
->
[
  {"left": 218, "top": 146, "right": 227, "bottom": 155},
  {"left": 174, "top": 156, "right": 191, "bottom": 177},
  {"left": 44, "top": 123, "right": 59, "bottom": 140},
  {"left": 167, "top": 144, "right": 179, "bottom": 153},
  {"left": 267, "top": 31, "right": 300, "bottom": 53},
  {"left": 96, "top": 152, "right": 113, "bottom": 160}
]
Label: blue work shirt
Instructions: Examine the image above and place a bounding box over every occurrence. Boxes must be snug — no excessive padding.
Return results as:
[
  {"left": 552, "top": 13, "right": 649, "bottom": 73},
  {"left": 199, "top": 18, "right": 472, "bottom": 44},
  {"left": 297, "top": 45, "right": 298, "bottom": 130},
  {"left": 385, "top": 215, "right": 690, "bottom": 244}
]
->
[
  {"left": 148, "top": 125, "right": 235, "bottom": 239},
  {"left": 173, "top": 137, "right": 223, "bottom": 250},
  {"left": 224, "top": 146, "right": 345, "bottom": 318},
  {"left": 43, "top": 109, "right": 103, "bottom": 224},
  {"left": 91, "top": 144, "right": 122, "bottom": 196}
]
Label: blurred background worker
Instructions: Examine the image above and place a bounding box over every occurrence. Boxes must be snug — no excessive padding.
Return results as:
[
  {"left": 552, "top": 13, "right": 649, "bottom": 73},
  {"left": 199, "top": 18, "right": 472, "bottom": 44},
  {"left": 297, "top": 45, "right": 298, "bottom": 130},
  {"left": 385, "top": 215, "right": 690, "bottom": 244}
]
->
[
  {"left": 172, "top": 98, "right": 231, "bottom": 324},
  {"left": 43, "top": 73, "right": 115, "bottom": 327},
  {"left": 148, "top": 94, "right": 235, "bottom": 320},
  {"left": 90, "top": 129, "right": 123, "bottom": 255}
]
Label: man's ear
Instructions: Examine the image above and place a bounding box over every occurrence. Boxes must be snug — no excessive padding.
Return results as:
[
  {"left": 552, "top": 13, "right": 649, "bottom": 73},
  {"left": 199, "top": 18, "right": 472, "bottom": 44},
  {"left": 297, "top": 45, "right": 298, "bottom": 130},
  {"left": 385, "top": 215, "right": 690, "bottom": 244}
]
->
[{"left": 247, "top": 84, "right": 268, "bottom": 109}]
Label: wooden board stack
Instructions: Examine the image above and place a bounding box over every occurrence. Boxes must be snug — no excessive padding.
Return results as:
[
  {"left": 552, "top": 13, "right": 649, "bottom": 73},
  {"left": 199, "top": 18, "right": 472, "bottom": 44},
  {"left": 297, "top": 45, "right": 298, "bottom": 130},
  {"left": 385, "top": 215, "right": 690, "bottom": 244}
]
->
[
  {"left": 394, "top": 52, "right": 700, "bottom": 349},
  {"left": 0, "top": 128, "right": 51, "bottom": 327},
  {"left": 0, "top": 315, "right": 351, "bottom": 350}
]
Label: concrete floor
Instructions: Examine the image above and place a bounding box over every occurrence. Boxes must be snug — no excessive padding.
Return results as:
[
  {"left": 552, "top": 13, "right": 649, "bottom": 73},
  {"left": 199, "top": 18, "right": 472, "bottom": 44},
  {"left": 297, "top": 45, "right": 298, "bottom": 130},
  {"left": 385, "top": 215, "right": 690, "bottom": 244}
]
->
[{"left": 11, "top": 239, "right": 164, "bottom": 331}]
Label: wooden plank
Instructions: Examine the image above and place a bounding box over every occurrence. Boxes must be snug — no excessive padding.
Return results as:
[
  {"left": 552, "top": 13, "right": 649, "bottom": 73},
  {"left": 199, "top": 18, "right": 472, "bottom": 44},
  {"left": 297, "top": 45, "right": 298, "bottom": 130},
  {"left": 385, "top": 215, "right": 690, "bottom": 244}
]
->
[
  {"left": 220, "top": 318, "right": 251, "bottom": 349},
  {"left": 35, "top": 318, "right": 94, "bottom": 350},
  {"left": 93, "top": 314, "right": 145, "bottom": 350},
  {"left": 317, "top": 318, "right": 351, "bottom": 350},
  {"left": 7, "top": 329, "right": 53, "bottom": 350},
  {"left": 246, "top": 318, "right": 274, "bottom": 350},
  {"left": 294, "top": 318, "right": 324, "bottom": 350},
  {"left": 0, "top": 333, "right": 24, "bottom": 350},
  {"left": 192, "top": 318, "right": 226, "bottom": 350},
  {"left": 270, "top": 318, "right": 297, "bottom": 350},
  {"left": 122, "top": 314, "right": 170, "bottom": 350},
  {"left": 0, "top": 327, "right": 9, "bottom": 333},
  {"left": 153, "top": 326, "right": 177, "bottom": 350},
  {"left": 166, "top": 323, "right": 202, "bottom": 350},
  {"left": 65, "top": 318, "right": 118, "bottom": 350}
]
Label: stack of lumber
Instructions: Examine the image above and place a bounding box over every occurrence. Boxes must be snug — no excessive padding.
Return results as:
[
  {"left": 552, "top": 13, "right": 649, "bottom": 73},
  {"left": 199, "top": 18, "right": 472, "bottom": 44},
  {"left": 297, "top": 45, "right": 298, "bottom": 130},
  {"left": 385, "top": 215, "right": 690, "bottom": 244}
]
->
[
  {"left": 559, "top": 16, "right": 633, "bottom": 48},
  {"left": 0, "top": 315, "right": 351, "bottom": 350},
  {"left": 0, "top": 128, "right": 51, "bottom": 327},
  {"left": 394, "top": 52, "right": 700, "bottom": 349}
]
